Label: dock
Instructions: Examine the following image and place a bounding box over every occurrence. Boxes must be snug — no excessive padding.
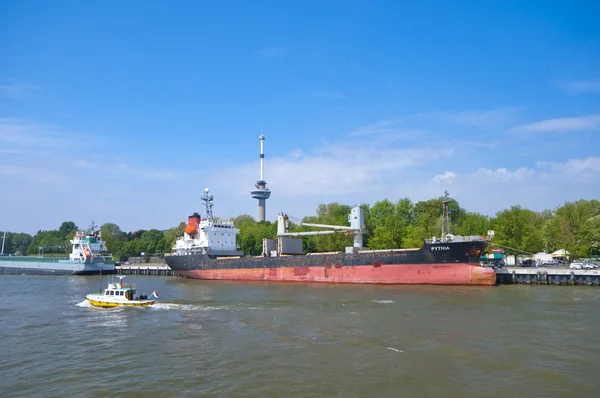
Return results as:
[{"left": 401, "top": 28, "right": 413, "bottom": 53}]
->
[
  {"left": 496, "top": 267, "right": 600, "bottom": 286},
  {"left": 116, "top": 264, "right": 178, "bottom": 276}
]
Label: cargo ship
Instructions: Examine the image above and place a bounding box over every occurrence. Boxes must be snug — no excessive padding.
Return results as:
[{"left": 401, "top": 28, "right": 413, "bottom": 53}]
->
[
  {"left": 0, "top": 224, "right": 116, "bottom": 275},
  {"left": 165, "top": 189, "right": 496, "bottom": 285}
]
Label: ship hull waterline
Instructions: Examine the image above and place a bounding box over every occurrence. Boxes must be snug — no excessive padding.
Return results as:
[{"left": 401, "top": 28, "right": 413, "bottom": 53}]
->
[
  {"left": 86, "top": 298, "right": 155, "bottom": 308},
  {"left": 173, "top": 263, "right": 495, "bottom": 285},
  {"left": 0, "top": 265, "right": 117, "bottom": 276}
]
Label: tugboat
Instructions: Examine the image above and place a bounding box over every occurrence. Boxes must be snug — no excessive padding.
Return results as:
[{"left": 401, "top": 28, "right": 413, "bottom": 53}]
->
[{"left": 86, "top": 276, "right": 158, "bottom": 308}]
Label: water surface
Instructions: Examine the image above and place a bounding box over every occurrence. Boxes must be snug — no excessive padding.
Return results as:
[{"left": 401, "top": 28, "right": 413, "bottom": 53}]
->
[{"left": 1, "top": 276, "right": 599, "bottom": 397}]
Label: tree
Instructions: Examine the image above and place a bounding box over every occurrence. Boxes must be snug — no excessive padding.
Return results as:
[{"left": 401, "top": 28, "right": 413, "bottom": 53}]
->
[
  {"left": 163, "top": 222, "right": 185, "bottom": 255},
  {"left": 0, "top": 232, "right": 33, "bottom": 255},
  {"left": 302, "top": 203, "right": 353, "bottom": 252},
  {"left": 581, "top": 214, "right": 600, "bottom": 257},
  {"left": 491, "top": 206, "right": 544, "bottom": 254},
  {"left": 411, "top": 197, "right": 463, "bottom": 240},
  {"left": 402, "top": 224, "right": 428, "bottom": 248},
  {"left": 27, "top": 230, "right": 66, "bottom": 255},
  {"left": 100, "top": 223, "right": 126, "bottom": 258},
  {"left": 58, "top": 221, "right": 77, "bottom": 240},
  {"left": 237, "top": 220, "right": 276, "bottom": 255},
  {"left": 233, "top": 214, "right": 255, "bottom": 227},
  {"left": 366, "top": 199, "right": 405, "bottom": 249},
  {"left": 139, "top": 229, "right": 167, "bottom": 256},
  {"left": 543, "top": 200, "right": 600, "bottom": 258},
  {"left": 455, "top": 213, "right": 491, "bottom": 236}
]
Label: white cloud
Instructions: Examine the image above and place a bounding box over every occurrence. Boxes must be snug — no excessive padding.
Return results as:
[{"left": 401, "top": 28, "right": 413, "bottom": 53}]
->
[
  {"left": 475, "top": 167, "right": 536, "bottom": 182},
  {"left": 213, "top": 142, "right": 454, "bottom": 198},
  {"left": 438, "top": 108, "right": 519, "bottom": 128},
  {"left": 0, "top": 82, "right": 41, "bottom": 99},
  {"left": 349, "top": 108, "right": 518, "bottom": 138},
  {"left": 545, "top": 157, "right": 600, "bottom": 182},
  {"left": 558, "top": 80, "right": 600, "bottom": 94},
  {"left": 433, "top": 171, "right": 457, "bottom": 183},
  {"left": 1, "top": 114, "right": 598, "bottom": 236},
  {"left": 0, "top": 164, "right": 66, "bottom": 183},
  {"left": 511, "top": 114, "right": 600, "bottom": 133},
  {"left": 423, "top": 158, "right": 600, "bottom": 216},
  {"left": 348, "top": 119, "right": 401, "bottom": 136}
]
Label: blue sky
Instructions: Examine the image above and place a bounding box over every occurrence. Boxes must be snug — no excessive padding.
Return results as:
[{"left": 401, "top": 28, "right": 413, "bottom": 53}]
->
[{"left": 1, "top": 0, "right": 599, "bottom": 235}]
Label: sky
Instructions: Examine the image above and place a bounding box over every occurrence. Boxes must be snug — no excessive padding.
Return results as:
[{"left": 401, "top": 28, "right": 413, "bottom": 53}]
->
[{"left": 1, "top": 0, "right": 599, "bottom": 235}]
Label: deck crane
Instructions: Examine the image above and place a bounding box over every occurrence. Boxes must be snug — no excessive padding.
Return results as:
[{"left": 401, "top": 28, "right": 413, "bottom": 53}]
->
[{"left": 277, "top": 204, "right": 366, "bottom": 251}]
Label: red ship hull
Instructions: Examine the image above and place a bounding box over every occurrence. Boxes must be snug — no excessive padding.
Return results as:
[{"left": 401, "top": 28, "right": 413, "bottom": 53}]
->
[{"left": 175, "top": 262, "right": 496, "bottom": 286}]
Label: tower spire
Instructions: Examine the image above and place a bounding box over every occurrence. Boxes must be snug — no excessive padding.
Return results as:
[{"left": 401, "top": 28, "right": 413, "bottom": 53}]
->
[{"left": 250, "top": 134, "right": 271, "bottom": 221}]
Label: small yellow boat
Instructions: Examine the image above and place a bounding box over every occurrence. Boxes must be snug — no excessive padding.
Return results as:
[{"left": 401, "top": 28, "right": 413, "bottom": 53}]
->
[{"left": 86, "top": 275, "right": 157, "bottom": 308}]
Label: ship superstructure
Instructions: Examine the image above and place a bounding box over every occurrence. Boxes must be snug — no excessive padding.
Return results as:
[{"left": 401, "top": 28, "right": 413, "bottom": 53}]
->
[{"left": 173, "top": 188, "right": 244, "bottom": 257}]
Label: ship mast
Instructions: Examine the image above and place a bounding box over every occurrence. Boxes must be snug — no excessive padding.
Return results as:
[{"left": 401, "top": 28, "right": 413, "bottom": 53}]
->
[
  {"left": 201, "top": 188, "right": 214, "bottom": 221},
  {"left": 441, "top": 191, "right": 450, "bottom": 242}
]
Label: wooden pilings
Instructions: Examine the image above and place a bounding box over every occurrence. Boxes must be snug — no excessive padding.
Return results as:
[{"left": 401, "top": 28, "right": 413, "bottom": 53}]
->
[
  {"left": 496, "top": 267, "right": 600, "bottom": 286},
  {"left": 116, "top": 265, "right": 178, "bottom": 276}
]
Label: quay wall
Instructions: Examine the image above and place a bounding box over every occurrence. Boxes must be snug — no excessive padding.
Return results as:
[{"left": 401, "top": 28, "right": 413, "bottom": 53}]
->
[{"left": 496, "top": 267, "right": 600, "bottom": 286}]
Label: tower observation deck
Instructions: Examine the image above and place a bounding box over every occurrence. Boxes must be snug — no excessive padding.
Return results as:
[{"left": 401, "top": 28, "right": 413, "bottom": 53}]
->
[{"left": 250, "top": 134, "right": 271, "bottom": 221}]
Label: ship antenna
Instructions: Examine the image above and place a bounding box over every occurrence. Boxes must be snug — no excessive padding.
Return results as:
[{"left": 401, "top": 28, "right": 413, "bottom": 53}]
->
[
  {"left": 442, "top": 191, "right": 450, "bottom": 241},
  {"left": 201, "top": 188, "right": 214, "bottom": 220}
]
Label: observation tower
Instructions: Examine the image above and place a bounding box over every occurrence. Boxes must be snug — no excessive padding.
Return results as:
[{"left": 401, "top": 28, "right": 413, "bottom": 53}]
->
[{"left": 250, "top": 134, "right": 271, "bottom": 221}]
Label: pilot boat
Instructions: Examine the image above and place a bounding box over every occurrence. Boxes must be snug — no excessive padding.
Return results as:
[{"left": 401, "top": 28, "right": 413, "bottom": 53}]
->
[{"left": 86, "top": 275, "right": 158, "bottom": 308}]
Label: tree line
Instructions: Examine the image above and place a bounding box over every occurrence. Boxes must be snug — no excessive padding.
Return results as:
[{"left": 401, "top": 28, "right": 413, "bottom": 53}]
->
[{"left": 2, "top": 197, "right": 599, "bottom": 260}]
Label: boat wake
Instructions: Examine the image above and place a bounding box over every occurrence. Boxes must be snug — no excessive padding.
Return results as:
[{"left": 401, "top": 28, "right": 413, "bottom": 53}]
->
[
  {"left": 75, "top": 300, "right": 124, "bottom": 311},
  {"left": 386, "top": 347, "right": 405, "bottom": 353},
  {"left": 150, "top": 303, "right": 206, "bottom": 311},
  {"left": 372, "top": 300, "right": 395, "bottom": 304},
  {"left": 76, "top": 300, "right": 93, "bottom": 308}
]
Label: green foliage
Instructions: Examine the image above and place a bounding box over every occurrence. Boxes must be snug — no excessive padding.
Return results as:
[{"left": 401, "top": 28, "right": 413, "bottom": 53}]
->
[
  {"left": 402, "top": 224, "right": 428, "bottom": 248},
  {"left": 138, "top": 229, "right": 168, "bottom": 256},
  {"left": 0, "top": 232, "right": 33, "bottom": 255},
  {"left": 491, "top": 206, "right": 544, "bottom": 254},
  {"left": 163, "top": 222, "right": 185, "bottom": 255},
  {"left": 455, "top": 212, "right": 491, "bottom": 236},
  {"left": 101, "top": 223, "right": 125, "bottom": 258},
  {"left": 233, "top": 214, "right": 255, "bottom": 227},
  {"left": 58, "top": 222, "right": 77, "bottom": 240},
  {"left": 8, "top": 197, "right": 599, "bottom": 261},
  {"left": 542, "top": 200, "right": 600, "bottom": 258},
  {"left": 237, "top": 220, "right": 276, "bottom": 255},
  {"left": 27, "top": 230, "right": 66, "bottom": 255},
  {"left": 301, "top": 202, "right": 353, "bottom": 252},
  {"left": 365, "top": 198, "right": 414, "bottom": 249}
]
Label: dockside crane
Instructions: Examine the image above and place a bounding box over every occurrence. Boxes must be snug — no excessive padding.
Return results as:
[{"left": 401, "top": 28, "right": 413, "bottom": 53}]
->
[{"left": 277, "top": 204, "right": 366, "bottom": 252}]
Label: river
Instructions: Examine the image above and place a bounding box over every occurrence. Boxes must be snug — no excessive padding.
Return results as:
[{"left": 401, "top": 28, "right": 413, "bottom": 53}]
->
[{"left": 1, "top": 275, "right": 599, "bottom": 397}]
